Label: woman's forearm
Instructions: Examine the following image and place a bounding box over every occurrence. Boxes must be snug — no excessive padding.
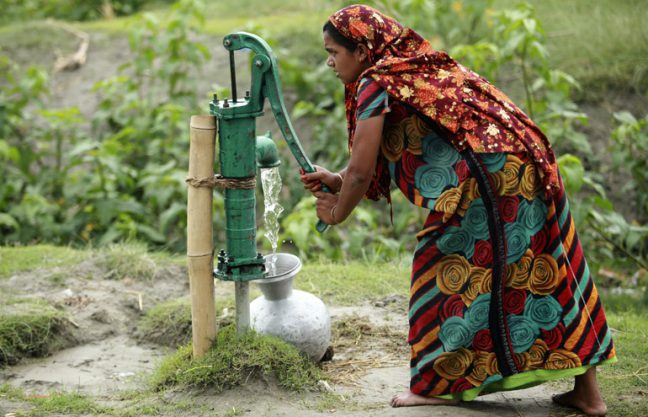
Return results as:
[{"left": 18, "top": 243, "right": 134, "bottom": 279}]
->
[
  {"left": 332, "top": 166, "right": 372, "bottom": 223},
  {"left": 331, "top": 114, "right": 384, "bottom": 223}
]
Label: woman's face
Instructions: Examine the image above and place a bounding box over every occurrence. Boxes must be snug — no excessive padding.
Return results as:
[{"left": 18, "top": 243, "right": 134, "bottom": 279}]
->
[{"left": 323, "top": 31, "right": 370, "bottom": 85}]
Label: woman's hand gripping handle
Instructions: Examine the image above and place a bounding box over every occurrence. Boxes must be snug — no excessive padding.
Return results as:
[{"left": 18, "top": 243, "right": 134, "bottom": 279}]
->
[{"left": 300, "top": 166, "right": 344, "bottom": 232}]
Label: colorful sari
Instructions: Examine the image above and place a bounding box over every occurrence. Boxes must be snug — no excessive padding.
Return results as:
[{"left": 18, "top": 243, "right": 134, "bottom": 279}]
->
[{"left": 331, "top": 5, "right": 616, "bottom": 400}]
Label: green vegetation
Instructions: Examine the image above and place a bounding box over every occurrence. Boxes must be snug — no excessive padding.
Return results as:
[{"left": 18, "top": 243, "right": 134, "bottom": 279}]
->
[
  {"left": 0, "top": 0, "right": 645, "bottom": 273},
  {"left": 136, "top": 298, "right": 194, "bottom": 347},
  {"left": 0, "top": 245, "right": 88, "bottom": 278},
  {"left": 0, "top": 384, "right": 111, "bottom": 415},
  {"left": 0, "top": 297, "right": 76, "bottom": 367},
  {"left": 519, "top": 0, "right": 648, "bottom": 99},
  {"left": 298, "top": 260, "right": 410, "bottom": 305},
  {"left": 95, "top": 243, "right": 180, "bottom": 281},
  {"left": 0, "top": 0, "right": 158, "bottom": 23},
  {"left": 596, "top": 310, "right": 648, "bottom": 417},
  {"left": 149, "top": 325, "right": 324, "bottom": 392}
]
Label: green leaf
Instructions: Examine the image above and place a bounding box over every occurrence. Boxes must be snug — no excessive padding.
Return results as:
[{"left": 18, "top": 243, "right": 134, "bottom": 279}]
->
[
  {"left": 557, "top": 154, "right": 584, "bottom": 194},
  {"left": 613, "top": 111, "right": 637, "bottom": 125},
  {"left": 0, "top": 213, "right": 18, "bottom": 229},
  {"left": 137, "top": 224, "right": 167, "bottom": 243}
]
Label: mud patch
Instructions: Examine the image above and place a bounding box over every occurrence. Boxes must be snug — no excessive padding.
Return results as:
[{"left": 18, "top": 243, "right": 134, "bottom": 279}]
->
[{"left": 0, "top": 335, "right": 167, "bottom": 394}]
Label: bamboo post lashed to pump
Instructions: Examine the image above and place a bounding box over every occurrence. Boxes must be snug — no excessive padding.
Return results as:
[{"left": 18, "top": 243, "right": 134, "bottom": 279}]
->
[{"left": 187, "top": 115, "right": 217, "bottom": 358}]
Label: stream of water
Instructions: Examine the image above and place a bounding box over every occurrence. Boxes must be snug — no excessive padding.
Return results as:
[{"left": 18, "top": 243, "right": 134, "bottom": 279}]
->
[{"left": 261, "top": 167, "right": 284, "bottom": 276}]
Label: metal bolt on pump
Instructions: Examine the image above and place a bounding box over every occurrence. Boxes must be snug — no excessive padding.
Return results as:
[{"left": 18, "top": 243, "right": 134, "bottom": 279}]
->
[{"left": 210, "top": 32, "right": 331, "bottom": 333}]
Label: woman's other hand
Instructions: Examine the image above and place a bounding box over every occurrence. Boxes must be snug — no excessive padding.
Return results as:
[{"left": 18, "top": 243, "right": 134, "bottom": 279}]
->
[
  {"left": 313, "top": 190, "right": 340, "bottom": 224},
  {"left": 300, "top": 166, "right": 343, "bottom": 194}
]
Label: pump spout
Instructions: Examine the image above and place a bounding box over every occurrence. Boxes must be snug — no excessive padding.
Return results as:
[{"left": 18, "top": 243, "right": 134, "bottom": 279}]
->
[{"left": 255, "top": 132, "right": 281, "bottom": 169}]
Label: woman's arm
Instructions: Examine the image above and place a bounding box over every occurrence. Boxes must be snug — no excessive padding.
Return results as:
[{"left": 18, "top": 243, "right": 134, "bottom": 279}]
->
[{"left": 314, "top": 113, "right": 385, "bottom": 224}]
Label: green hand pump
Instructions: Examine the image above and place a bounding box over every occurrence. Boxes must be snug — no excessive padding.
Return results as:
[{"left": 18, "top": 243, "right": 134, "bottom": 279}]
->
[{"left": 211, "top": 32, "right": 330, "bottom": 332}]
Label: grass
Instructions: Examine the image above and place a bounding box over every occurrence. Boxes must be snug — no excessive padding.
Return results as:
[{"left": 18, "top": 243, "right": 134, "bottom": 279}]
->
[
  {"left": 0, "top": 243, "right": 184, "bottom": 281},
  {"left": 581, "top": 291, "right": 648, "bottom": 417},
  {"left": 297, "top": 260, "right": 410, "bottom": 305},
  {"left": 0, "top": 384, "right": 111, "bottom": 415},
  {"left": 136, "top": 297, "right": 235, "bottom": 348},
  {"left": 505, "top": 0, "right": 648, "bottom": 98},
  {"left": 3, "top": 0, "right": 644, "bottom": 96},
  {"left": 598, "top": 311, "right": 648, "bottom": 417},
  {"left": 95, "top": 242, "right": 181, "bottom": 281},
  {"left": 149, "top": 325, "right": 324, "bottom": 392},
  {"left": 0, "top": 297, "right": 77, "bottom": 367},
  {"left": 136, "top": 298, "right": 194, "bottom": 347},
  {"left": 0, "top": 245, "right": 88, "bottom": 279}
]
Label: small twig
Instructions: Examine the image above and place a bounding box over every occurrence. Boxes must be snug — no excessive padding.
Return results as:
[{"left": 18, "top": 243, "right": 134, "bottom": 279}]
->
[
  {"left": 46, "top": 19, "right": 90, "bottom": 72},
  {"left": 125, "top": 290, "right": 144, "bottom": 311},
  {"left": 590, "top": 222, "right": 648, "bottom": 270}
]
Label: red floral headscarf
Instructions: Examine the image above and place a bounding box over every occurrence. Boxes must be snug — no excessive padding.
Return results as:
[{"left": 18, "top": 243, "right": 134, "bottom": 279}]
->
[{"left": 327, "top": 4, "right": 559, "bottom": 200}]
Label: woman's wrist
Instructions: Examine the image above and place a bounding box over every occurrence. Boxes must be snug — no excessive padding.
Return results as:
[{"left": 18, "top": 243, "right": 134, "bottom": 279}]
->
[
  {"left": 334, "top": 172, "right": 343, "bottom": 193},
  {"left": 330, "top": 205, "right": 338, "bottom": 225}
]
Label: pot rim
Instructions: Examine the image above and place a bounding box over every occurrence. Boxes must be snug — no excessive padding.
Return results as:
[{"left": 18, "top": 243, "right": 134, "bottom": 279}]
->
[{"left": 257, "top": 252, "right": 302, "bottom": 284}]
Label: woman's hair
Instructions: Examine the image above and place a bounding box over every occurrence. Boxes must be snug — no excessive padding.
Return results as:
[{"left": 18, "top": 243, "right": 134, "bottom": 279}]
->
[{"left": 323, "top": 20, "right": 357, "bottom": 51}]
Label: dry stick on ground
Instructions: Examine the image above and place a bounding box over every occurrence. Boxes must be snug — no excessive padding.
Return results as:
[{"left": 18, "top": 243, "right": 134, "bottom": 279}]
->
[
  {"left": 47, "top": 20, "right": 90, "bottom": 72},
  {"left": 125, "top": 290, "right": 144, "bottom": 311}
]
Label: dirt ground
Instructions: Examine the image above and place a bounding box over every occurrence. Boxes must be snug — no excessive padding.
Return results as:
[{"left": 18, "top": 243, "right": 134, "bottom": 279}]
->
[{"left": 0, "top": 257, "right": 569, "bottom": 417}]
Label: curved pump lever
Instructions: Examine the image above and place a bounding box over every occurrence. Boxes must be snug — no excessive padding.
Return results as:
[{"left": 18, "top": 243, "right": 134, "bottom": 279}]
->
[
  {"left": 222, "top": 32, "right": 331, "bottom": 233},
  {"left": 223, "top": 32, "right": 331, "bottom": 233}
]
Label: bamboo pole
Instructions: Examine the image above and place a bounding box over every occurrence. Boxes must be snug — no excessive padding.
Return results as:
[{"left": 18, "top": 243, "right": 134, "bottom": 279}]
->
[{"left": 187, "top": 115, "right": 217, "bottom": 358}]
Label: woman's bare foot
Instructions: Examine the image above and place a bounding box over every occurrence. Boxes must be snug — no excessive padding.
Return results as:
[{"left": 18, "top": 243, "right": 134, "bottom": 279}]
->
[
  {"left": 552, "top": 367, "right": 607, "bottom": 416},
  {"left": 390, "top": 391, "right": 459, "bottom": 407},
  {"left": 552, "top": 390, "right": 607, "bottom": 416}
]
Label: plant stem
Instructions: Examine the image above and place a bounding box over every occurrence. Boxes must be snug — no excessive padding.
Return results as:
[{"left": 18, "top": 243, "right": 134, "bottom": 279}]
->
[
  {"left": 590, "top": 222, "right": 648, "bottom": 270},
  {"left": 521, "top": 42, "right": 535, "bottom": 119}
]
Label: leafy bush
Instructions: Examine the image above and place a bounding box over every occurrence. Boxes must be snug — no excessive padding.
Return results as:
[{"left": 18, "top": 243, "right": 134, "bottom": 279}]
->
[
  {"left": 610, "top": 111, "right": 648, "bottom": 221},
  {"left": 0, "top": 0, "right": 645, "bottom": 273},
  {"left": 0, "top": 0, "right": 153, "bottom": 23},
  {"left": 0, "top": 0, "right": 214, "bottom": 251}
]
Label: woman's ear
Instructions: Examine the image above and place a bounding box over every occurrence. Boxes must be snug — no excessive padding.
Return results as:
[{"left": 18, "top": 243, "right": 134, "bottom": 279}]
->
[{"left": 356, "top": 44, "right": 369, "bottom": 63}]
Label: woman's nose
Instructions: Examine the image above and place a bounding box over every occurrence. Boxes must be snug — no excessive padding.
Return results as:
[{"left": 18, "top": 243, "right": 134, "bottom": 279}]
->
[{"left": 326, "top": 57, "right": 334, "bottom": 67}]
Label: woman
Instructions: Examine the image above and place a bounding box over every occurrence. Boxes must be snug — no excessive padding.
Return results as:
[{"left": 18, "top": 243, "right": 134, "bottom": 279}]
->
[{"left": 300, "top": 4, "right": 616, "bottom": 416}]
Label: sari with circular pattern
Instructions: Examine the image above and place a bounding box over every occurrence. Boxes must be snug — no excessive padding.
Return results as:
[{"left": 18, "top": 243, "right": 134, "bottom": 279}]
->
[{"left": 330, "top": 5, "right": 616, "bottom": 401}]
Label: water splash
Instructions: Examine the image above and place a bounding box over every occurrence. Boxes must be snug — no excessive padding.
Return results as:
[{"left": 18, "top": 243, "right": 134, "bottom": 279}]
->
[{"left": 261, "top": 167, "right": 284, "bottom": 276}]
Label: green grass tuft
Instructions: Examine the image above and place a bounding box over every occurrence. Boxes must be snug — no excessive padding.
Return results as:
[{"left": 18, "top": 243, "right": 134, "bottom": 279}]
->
[
  {"left": 296, "top": 261, "right": 410, "bottom": 305},
  {"left": 0, "top": 297, "right": 77, "bottom": 366},
  {"left": 150, "top": 325, "right": 324, "bottom": 393},
  {"left": 0, "top": 245, "right": 88, "bottom": 279},
  {"left": 0, "top": 384, "right": 111, "bottom": 415},
  {"left": 136, "top": 298, "right": 194, "bottom": 348},
  {"left": 598, "top": 311, "right": 648, "bottom": 417},
  {"left": 136, "top": 297, "right": 235, "bottom": 348},
  {"left": 96, "top": 242, "right": 175, "bottom": 281},
  {"left": 504, "top": 0, "right": 648, "bottom": 97},
  {"left": 29, "top": 391, "right": 111, "bottom": 414}
]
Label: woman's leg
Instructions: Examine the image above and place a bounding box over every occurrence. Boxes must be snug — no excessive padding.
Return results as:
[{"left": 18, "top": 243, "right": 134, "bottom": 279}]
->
[
  {"left": 390, "top": 392, "right": 459, "bottom": 407},
  {"left": 552, "top": 367, "right": 607, "bottom": 416}
]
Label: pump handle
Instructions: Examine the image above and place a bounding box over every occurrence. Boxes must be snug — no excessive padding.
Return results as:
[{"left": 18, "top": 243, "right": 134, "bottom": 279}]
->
[{"left": 223, "top": 32, "right": 331, "bottom": 232}]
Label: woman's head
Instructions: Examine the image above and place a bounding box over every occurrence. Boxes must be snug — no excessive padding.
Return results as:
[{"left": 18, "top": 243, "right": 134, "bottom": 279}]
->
[
  {"left": 322, "top": 20, "right": 371, "bottom": 84},
  {"left": 323, "top": 5, "right": 429, "bottom": 84}
]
